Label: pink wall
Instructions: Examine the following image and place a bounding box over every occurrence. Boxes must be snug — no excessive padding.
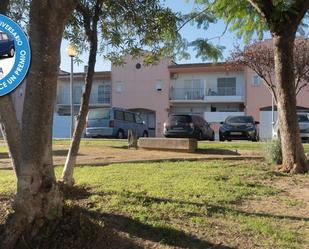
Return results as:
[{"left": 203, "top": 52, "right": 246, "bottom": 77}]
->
[
  {"left": 111, "top": 56, "right": 171, "bottom": 137},
  {"left": 245, "top": 67, "right": 309, "bottom": 121}
]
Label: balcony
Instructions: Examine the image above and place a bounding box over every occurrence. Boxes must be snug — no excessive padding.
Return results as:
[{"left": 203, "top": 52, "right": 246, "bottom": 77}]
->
[
  {"left": 170, "top": 88, "right": 204, "bottom": 101},
  {"left": 57, "top": 93, "right": 111, "bottom": 105},
  {"left": 170, "top": 87, "right": 244, "bottom": 103}
]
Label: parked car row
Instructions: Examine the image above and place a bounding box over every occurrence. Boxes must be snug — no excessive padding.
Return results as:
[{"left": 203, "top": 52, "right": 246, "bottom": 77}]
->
[
  {"left": 86, "top": 107, "right": 260, "bottom": 141},
  {"left": 86, "top": 107, "right": 308, "bottom": 142},
  {"left": 163, "top": 114, "right": 259, "bottom": 142}
]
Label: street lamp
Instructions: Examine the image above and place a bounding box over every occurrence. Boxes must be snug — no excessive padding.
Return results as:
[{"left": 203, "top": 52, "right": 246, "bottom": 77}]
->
[{"left": 66, "top": 44, "right": 77, "bottom": 138}]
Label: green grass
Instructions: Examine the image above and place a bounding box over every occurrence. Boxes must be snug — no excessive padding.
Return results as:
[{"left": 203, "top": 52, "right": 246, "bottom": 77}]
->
[
  {"left": 0, "top": 139, "right": 308, "bottom": 154},
  {"left": 1, "top": 160, "right": 307, "bottom": 248}
]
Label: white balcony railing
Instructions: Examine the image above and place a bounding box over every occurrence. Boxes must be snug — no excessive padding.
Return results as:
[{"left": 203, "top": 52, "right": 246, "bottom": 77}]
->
[
  {"left": 170, "top": 88, "right": 204, "bottom": 100},
  {"left": 170, "top": 87, "right": 243, "bottom": 102}
]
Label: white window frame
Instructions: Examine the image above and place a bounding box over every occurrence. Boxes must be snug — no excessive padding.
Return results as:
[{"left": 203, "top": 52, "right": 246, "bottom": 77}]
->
[
  {"left": 252, "top": 74, "right": 261, "bottom": 87},
  {"left": 155, "top": 80, "right": 163, "bottom": 91},
  {"left": 116, "top": 82, "right": 124, "bottom": 93}
]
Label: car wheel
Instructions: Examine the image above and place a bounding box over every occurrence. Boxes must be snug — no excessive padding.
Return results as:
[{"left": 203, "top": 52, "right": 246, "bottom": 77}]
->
[
  {"left": 8, "top": 48, "right": 15, "bottom": 57},
  {"left": 142, "top": 131, "right": 148, "bottom": 137},
  {"left": 116, "top": 130, "right": 124, "bottom": 139},
  {"left": 252, "top": 134, "right": 259, "bottom": 142},
  {"left": 198, "top": 131, "right": 203, "bottom": 140},
  {"left": 210, "top": 132, "right": 215, "bottom": 141},
  {"left": 227, "top": 139, "right": 232, "bottom": 142},
  {"left": 219, "top": 133, "right": 224, "bottom": 142}
]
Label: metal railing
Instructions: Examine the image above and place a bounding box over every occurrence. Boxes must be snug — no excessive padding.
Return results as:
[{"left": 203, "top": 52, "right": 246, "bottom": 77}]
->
[{"left": 170, "top": 88, "right": 204, "bottom": 100}]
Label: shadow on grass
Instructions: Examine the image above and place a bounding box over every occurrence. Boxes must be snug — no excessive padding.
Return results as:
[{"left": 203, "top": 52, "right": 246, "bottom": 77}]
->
[
  {"left": 63, "top": 187, "right": 235, "bottom": 249},
  {"left": 110, "top": 145, "right": 129, "bottom": 149},
  {"left": 0, "top": 152, "right": 9, "bottom": 159},
  {"left": 96, "top": 190, "right": 309, "bottom": 222},
  {"left": 196, "top": 148, "right": 240, "bottom": 155},
  {"left": 53, "top": 149, "right": 84, "bottom": 157}
]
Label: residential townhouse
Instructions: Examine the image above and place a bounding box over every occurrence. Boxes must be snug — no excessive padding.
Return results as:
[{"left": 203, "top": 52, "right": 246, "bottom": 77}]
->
[{"left": 11, "top": 56, "right": 309, "bottom": 139}]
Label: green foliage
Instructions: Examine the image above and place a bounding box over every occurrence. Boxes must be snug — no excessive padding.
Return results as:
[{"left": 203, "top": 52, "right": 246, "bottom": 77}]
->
[
  {"left": 64, "top": 0, "right": 184, "bottom": 65},
  {"left": 264, "top": 139, "right": 282, "bottom": 165},
  {"left": 188, "top": 0, "right": 309, "bottom": 60}
]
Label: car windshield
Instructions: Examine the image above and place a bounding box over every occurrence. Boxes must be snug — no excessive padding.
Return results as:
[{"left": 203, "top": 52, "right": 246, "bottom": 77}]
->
[
  {"left": 298, "top": 115, "right": 309, "bottom": 122},
  {"left": 169, "top": 115, "right": 191, "bottom": 123},
  {"left": 226, "top": 116, "right": 253, "bottom": 124},
  {"left": 88, "top": 108, "right": 110, "bottom": 119}
]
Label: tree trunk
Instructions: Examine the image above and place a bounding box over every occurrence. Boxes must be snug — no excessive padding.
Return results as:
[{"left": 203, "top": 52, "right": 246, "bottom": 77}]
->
[
  {"left": 0, "top": 1, "right": 22, "bottom": 177},
  {"left": 272, "top": 32, "right": 309, "bottom": 173},
  {"left": 0, "top": 0, "right": 9, "bottom": 13},
  {"left": 61, "top": 15, "right": 98, "bottom": 186},
  {"left": 1, "top": 1, "right": 77, "bottom": 248},
  {"left": 0, "top": 96, "right": 21, "bottom": 176}
]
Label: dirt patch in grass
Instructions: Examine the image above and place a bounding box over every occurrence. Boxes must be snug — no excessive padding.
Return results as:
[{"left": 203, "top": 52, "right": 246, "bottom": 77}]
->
[{"left": 0, "top": 143, "right": 263, "bottom": 170}]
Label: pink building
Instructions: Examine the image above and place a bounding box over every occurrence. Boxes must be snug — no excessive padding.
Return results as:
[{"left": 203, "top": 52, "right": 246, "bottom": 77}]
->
[
  {"left": 111, "top": 56, "right": 171, "bottom": 137},
  {"left": 10, "top": 56, "right": 309, "bottom": 139}
]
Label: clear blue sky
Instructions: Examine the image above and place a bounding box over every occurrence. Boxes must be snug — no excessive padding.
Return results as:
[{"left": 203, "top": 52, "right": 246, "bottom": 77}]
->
[{"left": 60, "top": 0, "right": 267, "bottom": 73}]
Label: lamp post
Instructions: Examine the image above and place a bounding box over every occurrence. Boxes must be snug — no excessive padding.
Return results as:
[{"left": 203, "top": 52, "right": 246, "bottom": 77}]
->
[{"left": 66, "top": 44, "right": 77, "bottom": 138}]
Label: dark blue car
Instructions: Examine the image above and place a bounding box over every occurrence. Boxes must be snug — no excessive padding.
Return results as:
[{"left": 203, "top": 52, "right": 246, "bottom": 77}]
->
[
  {"left": 0, "top": 32, "right": 15, "bottom": 58},
  {"left": 219, "top": 115, "right": 259, "bottom": 142}
]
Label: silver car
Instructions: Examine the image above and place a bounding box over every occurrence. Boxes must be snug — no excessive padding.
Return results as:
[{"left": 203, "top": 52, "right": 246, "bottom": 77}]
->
[{"left": 273, "top": 114, "right": 309, "bottom": 142}]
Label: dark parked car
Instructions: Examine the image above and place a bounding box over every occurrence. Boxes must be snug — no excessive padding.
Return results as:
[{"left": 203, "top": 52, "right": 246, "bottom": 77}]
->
[
  {"left": 219, "top": 115, "right": 259, "bottom": 142},
  {"left": 163, "top": 114, "right": 215, "bottom": 140},
  {"left": 0, "top": 32, "right": 15, "bottom": 58}
]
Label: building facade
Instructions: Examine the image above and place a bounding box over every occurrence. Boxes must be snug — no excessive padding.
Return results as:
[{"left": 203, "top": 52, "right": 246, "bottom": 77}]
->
[{"left": 11, "top": 56, "right": 309, "bottom": 139}]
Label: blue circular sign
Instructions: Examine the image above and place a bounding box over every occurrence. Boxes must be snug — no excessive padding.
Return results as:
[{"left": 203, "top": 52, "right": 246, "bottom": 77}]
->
[{"left": 0, "top": 14, "right": 31, "bottom": 96}]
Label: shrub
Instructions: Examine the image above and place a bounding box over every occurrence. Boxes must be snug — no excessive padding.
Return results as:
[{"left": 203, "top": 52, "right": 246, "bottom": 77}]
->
[{"left": 264, "top": 139, "right": 282, "bottom": 165}]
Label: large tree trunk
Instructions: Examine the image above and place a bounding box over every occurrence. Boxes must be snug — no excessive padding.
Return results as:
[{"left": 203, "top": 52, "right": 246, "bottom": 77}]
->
[
  {"left": 0, "top": 1, "right": 22, "bottom": 177},
  {"left": 272, "top": 32, "right": 309, "bottom": 173},
  {"left": 0, "top": 0, "right": 9, "bottom": 13},
  {"left": 1, "top": 1, "right": 77, "bottom": 248},
  {"left": 61, "top": 5, "right": 99, "bottom": 186},
  {"left": 0, "top": 96, "right": 21, "bottom": 176}
]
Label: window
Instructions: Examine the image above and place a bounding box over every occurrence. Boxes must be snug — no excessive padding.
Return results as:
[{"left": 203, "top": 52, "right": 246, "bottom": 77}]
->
[
  {"left": 183, "top": 79, "right": 203, "bottom": 100},
  {"left": 252, "top": 74, "right": 261, "bottom": 86},
  {"left": 114, "top": 110, "right": 124, "bottom": 120},
  {"left": 135, "top": 114, "right": 144, "bottom": 124},
  {"left": 73, "top": 85, "right": 83, "bottom": 104},
  {"left": 116, "top": 82, "right": 124, "bottom": 93},
  {"left": 98, "top": 84, "right": 111, "bottom": 103},
  {"left": 155, "top": 80, "right": 163, "bottom": 91},
  {"left": 184, "top": 79, "right": 202, "bottom": 89},
  {"left": 124, "top": 112, "right": 135, "bottom": 122},
  {"left": 88, "top": 108, "right": 110, "bottom": 119},
  {"left": 217, "top": 78, "right": 236, "bottom": 95}
]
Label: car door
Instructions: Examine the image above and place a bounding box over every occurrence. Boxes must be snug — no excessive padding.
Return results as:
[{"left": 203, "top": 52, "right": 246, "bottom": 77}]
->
[
  {"left": 123, "top": 111, "right": 136, "bottom": 137},
  {"left": 200, "top": 117, "right": 210, "bottom": 138},
  {"left": 203, "top": 120, "right": 212, "bottom": 139}
]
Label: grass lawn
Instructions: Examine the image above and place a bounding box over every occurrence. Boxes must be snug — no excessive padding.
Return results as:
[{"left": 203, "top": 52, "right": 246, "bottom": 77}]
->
[
  {"left": 1, "top": 160, "right": 308, "bottom": 249},
  {"left": 0, "top": 139, "right": 308, "bottom": 154}
]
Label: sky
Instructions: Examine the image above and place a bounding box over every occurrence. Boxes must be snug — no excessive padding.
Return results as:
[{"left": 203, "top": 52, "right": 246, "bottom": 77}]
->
[{"left": 59, "top": 0, "right": 267, "bottom": 73}]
